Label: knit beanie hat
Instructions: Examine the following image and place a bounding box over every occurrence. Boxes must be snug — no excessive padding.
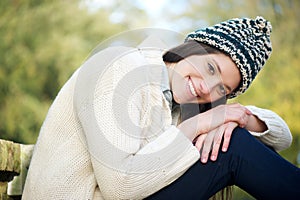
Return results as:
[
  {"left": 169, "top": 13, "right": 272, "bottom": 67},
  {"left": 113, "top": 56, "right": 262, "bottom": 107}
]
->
[{"left": 185, "top": 16, "right": 272, "bottom": 98}]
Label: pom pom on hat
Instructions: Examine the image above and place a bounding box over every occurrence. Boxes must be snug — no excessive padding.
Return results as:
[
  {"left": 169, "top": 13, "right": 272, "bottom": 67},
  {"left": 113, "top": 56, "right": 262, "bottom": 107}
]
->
[{"left": 185, "top": 16, "right": 272, "bottom": 98}]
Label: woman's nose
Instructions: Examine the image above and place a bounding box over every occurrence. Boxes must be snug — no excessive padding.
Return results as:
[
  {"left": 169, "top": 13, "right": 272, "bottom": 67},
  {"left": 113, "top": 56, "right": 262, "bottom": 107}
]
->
[{"left": 199, "top": 80, "right": 211, "bottom": 95}]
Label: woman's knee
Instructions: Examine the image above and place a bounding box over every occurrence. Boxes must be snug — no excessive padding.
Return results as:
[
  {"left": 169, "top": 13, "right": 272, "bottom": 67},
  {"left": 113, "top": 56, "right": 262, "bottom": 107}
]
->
[{"left": 227, "top": 127, "right": 258, "bottom": 152}]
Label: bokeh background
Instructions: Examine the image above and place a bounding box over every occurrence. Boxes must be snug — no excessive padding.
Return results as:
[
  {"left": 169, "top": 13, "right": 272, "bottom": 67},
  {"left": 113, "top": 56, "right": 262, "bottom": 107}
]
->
[{"left": 1, "top": 0, "right": 299, "bottom": 199}]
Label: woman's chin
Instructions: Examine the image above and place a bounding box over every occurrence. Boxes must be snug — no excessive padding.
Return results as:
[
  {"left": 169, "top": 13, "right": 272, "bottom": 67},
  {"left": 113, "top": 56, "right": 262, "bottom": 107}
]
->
[{"left": 173, "top": 95, "right": 200, "bottom": 105}]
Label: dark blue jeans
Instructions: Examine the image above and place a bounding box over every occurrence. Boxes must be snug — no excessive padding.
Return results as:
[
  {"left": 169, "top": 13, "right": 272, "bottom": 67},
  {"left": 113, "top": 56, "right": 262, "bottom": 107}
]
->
[{"left": 146, "top": 128, "right": 300, "bottom": 200}]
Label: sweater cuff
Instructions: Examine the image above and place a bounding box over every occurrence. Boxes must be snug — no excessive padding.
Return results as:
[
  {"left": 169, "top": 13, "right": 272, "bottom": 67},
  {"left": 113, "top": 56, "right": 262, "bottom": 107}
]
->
[
  {"left": 245, "top": 105, "right": 292, "bottom": 151},
  {"left": 246, "top": 105, "right": 280, "bottom": 136}
]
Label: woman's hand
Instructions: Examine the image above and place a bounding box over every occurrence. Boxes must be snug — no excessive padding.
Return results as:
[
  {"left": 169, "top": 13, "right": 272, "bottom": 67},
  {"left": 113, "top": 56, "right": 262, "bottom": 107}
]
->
[
  {"left": 177, "top": 103, "right": 253, "bottom": 141},
  {"left": 194, "top": 122, "right": 239, "bottom": 163}
]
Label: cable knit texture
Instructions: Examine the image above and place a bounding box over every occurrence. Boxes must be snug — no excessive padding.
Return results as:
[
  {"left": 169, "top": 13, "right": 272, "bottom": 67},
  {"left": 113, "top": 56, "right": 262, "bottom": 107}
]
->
[
  {"left": 186, "top": 16, "right": 273, "bottom": 98},
  {"left": 23, "top": 47, "right": 292, "bottom": 199},
  {"left": 246, "top": 105, "right": 292, "bottom": 151},
  {"left": 23, "top": 47, "right": 200, "bottom": 200}
]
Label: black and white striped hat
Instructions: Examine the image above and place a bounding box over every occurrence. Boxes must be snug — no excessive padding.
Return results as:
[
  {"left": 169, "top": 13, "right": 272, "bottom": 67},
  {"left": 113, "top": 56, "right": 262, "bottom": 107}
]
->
[{"left": 185, "top": 16, "right": 272, "bottom": 98}]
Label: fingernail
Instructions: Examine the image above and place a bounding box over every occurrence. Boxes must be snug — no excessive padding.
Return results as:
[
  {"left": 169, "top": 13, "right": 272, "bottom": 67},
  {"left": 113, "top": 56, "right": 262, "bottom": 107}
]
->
[
  {"left": 211, "top": 155, "right": 216, "bottom": 161},
  {"left": 222, "top": 147, "right": 227, "bottom": 152},
  {"left": 201, "top": 157, "right": 207, "bottom": 163}
]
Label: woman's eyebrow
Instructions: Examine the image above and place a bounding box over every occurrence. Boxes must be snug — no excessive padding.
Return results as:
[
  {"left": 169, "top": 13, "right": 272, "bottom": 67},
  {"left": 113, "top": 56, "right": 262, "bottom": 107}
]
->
[{"left": 212, "top": 58, "right": 232, "bottom": 92}]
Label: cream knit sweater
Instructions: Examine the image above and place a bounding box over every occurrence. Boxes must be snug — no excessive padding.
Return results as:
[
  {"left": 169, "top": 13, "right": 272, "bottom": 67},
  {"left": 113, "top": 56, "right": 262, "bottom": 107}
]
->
[{"left": 22, "top": 47, "right": 292, "bottom": 200}]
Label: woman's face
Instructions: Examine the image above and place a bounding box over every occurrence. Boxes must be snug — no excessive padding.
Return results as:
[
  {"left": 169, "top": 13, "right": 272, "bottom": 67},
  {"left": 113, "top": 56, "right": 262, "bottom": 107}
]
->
[{"left": 168, "top": 53, "right": 241, "bottom": 104}]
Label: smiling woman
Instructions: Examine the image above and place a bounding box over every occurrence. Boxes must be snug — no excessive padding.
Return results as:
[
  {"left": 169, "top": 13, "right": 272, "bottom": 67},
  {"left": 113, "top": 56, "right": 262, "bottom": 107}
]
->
[
  {"left": 22, "top": 16, "right": 300, "bottom": 200},
  {"left": 164, "top": 47, "right": 241, "bottom": 104}
]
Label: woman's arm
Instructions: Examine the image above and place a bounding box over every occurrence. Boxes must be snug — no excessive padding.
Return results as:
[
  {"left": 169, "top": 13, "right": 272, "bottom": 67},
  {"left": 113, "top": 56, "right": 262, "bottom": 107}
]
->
[
  {"left": 245, "top": 105, "right": 292, "bottom": 151},
  {"left": 177, "top": 103, "right": 252, "bottom": 141},
  {"left": 192, "top": 104, "right": 292, "bottom": 163},
  {"left": 74, "top": 49, "right": 200, "bottom": 199}
]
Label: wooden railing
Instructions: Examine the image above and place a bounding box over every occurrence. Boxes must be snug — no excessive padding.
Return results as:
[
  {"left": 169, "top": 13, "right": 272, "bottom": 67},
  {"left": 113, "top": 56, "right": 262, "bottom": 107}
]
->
[{"left": 0, "top": 139, "right": 34, "bottom": 200}]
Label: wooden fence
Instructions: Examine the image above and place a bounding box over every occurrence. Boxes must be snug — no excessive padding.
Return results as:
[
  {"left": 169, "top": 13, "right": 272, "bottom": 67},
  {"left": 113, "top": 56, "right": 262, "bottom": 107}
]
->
[{"left": 0, "top": 139, "right": 33, "bottom": 200}]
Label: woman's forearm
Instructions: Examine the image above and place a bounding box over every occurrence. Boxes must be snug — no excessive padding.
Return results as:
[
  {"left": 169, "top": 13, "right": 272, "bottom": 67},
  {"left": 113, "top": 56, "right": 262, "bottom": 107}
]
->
[
  {"left": 245, "top": 114, "right": 268, "bottom": 133},
  {"left": 245, "top": 105, "right": 293, "bottom": 151},
  {"left": 178, "top": 104, "right": 252, "bottom": 141}
]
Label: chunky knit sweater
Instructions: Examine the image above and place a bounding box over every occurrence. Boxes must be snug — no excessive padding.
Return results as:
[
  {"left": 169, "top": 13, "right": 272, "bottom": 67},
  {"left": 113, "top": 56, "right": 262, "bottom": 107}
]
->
[{"left": 22, "top": 47, "right": 292, "bottom": 200}]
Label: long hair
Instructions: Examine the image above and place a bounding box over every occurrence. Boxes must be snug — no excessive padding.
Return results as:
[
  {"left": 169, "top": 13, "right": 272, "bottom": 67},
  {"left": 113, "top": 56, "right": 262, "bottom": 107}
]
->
[
  {"left": 163, "top": 40, "right": 222, "bottom": 63},
  {"left": 163, "top": 40, "right": 228, "bottom": 116},
  {"left": 164, "top": 40, "right": 233, "bottom": 200}
]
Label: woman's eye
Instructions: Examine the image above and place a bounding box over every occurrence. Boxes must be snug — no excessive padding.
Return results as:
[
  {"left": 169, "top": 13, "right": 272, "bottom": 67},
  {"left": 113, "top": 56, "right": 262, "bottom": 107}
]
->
[
  {"left": 208, "top": 63, "right": 215, "bottom": 75},
  {"left": 218, "top": 85, "right": 226, "bottom": 96}
]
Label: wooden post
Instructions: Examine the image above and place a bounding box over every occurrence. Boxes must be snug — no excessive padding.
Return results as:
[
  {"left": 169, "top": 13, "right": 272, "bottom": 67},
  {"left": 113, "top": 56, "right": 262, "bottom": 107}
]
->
[
  {"left": 0, "top": 139, "right": 21, "bottom": 200},
  {"left": 8, "top": 144, "right": 34, "bottom": 196}
]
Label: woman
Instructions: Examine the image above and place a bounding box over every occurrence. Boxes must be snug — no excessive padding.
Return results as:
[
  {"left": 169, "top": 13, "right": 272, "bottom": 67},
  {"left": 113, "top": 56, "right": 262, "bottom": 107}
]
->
[{"left": 23, "top": 16, "right": 299, "bottom": 199}]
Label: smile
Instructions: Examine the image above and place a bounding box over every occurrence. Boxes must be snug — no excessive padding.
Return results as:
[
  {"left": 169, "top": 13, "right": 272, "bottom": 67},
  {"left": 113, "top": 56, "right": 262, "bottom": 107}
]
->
[{"left": 188, "top": 78, "right": 198, "bottom": 97}]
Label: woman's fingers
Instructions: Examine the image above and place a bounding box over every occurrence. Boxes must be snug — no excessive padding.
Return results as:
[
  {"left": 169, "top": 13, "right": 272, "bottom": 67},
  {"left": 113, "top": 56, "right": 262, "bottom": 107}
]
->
[
  {"left": 195, "top": 134, "right": 207, "bottom": 151},
  {"left": 191, "top": 103, "right": 251, "bottom": 164},
  {"left": 222, "top": 122, "right": 238, "bottom": 152},
  {"left": 209, "top": 126, "right": 224, "bottom": 161},
  {"left": 194, "top": 122, "right": 238, "bottom": 164},
  {"left": 200, "top": 132, "right": 214, "bottom": 163}
]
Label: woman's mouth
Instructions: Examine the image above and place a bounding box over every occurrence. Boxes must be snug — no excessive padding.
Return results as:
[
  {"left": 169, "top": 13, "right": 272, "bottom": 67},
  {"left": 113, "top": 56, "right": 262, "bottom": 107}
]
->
[{"left": 188, "top": 77, "right": 198, "bottom": 97}]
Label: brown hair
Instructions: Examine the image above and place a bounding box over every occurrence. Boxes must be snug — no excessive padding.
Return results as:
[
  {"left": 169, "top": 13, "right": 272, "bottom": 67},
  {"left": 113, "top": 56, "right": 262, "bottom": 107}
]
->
[
  {"left": 164, "top": 40, "right": 233, "bottom": 200},
  {"left": 163, "top": 40, "right": 222, "bottom": 63},
  {"left": 164, "top": 40, "right": 228, "bottom": 116}
]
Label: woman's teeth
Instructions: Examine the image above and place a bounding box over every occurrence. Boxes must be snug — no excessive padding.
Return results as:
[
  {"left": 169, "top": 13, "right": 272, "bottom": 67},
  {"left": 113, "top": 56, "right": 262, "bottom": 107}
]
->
[{"left": 188, "top": 79, "right": 198, "bottom": 97}]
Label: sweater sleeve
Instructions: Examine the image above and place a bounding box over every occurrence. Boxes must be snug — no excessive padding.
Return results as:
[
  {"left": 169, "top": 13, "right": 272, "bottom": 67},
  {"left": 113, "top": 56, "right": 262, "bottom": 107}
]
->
[
  {"left": 245, "top": 105, "right": 293, "bottom": 151},
  {"left": 74, "top": 48, "right": 200, "bottom": 199}
]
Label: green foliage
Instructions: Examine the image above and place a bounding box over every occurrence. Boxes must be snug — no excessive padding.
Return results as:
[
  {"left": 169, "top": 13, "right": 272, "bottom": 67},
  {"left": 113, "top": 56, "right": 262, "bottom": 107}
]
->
[
  {"left": 1, "top": 0, "right": 299, "bottom": 147},
  {"left": 0, "top": 0, "right": 126, "bottom": 143}
]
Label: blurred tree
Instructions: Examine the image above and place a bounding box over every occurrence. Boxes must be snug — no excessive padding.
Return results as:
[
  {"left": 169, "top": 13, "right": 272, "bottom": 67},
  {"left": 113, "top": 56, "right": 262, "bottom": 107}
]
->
[
  {"left": 1, "top": 0, "right": 299, "bottom": 146},
  {"left": 0, "top": 0, "right": 127, "bottom": 143}
]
